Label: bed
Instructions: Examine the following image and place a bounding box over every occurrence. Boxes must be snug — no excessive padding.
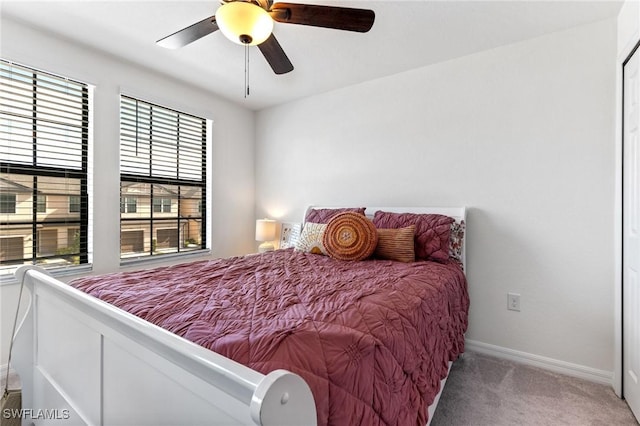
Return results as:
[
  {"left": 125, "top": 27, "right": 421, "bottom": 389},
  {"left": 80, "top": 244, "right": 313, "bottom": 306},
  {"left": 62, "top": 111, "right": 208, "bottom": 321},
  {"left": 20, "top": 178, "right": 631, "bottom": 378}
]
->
[{"left": 12, "top": 206, "right": 468, "bottom": 426}]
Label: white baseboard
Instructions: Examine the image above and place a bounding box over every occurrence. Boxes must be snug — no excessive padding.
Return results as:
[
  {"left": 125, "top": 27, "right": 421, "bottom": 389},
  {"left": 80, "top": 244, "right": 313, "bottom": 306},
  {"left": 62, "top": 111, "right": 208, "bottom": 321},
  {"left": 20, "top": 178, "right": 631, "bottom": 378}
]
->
[{"left": 465, "top": 339, "right": 613, "bottom": 386}]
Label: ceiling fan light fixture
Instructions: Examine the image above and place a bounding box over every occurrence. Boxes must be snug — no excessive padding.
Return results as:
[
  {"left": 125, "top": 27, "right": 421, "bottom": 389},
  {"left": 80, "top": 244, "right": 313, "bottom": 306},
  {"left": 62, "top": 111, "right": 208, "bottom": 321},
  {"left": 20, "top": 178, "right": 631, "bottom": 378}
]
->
[{"left": 216, "top": 2, "right": 274, "bottom": 46}]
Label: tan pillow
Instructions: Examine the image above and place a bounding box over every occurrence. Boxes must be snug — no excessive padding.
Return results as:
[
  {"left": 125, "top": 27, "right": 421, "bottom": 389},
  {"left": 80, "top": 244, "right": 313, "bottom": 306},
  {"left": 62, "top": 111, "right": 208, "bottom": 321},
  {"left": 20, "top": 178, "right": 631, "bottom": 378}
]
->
[
  {"left": 375, "top": 225, "right": 416, "bottom": 263},
  {"left": 294, "top": 222, "right": 328, "bottom": 255}
]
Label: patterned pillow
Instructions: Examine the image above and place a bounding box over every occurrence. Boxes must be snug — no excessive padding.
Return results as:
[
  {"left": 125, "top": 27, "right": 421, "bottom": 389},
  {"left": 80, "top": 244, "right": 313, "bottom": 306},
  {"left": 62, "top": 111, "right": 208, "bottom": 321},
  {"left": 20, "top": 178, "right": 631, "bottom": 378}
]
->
[
  {"left": 375, "top": 225, "right": 416, "bottom": 263},
  {"left": 305, "top": 207, "right": 366, "bottom": 224},
  {"left": 450, "top": 220, "right": 465, "bottom": 266},
  {"left": 323, "top": 212, "right": 378, "bottom": 261},
  {"left": 372, "top": 212, "right": 454, "bottom": 263},
  {"left": 294, "top": 222, "right": 328, "bottom": 255}
]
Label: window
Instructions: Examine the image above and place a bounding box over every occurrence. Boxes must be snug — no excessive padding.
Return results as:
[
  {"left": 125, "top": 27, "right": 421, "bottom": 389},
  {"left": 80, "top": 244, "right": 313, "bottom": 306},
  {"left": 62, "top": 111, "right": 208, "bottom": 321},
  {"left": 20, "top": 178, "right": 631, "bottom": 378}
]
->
[
  {"left": 36, "top": 195, "right": 46, "bottom": 213},
  {"left": 0, "top": 194, "right": 16, "bottom": 214},
  {"left": 120, "top": 197, "right": 137, "bottom": 213},
  {"left": 120, "top": 96, "right": 206, "bottom": 260},
  {"left": 69, "top": 195, "right": 81, "bottom": 213},
  {"left": 153, "top": 197, "right": 172, "bottom": 213},
  {"left": 0, "top": 59, "right": 89, "bottom": 271}
]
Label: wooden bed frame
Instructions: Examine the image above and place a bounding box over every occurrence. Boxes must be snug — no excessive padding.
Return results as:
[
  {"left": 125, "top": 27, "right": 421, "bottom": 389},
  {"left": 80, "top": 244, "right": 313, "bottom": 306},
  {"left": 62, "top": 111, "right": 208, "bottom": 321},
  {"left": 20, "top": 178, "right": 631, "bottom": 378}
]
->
[{"left": 12, "top": 206, "right": 466, "bottom": 425}]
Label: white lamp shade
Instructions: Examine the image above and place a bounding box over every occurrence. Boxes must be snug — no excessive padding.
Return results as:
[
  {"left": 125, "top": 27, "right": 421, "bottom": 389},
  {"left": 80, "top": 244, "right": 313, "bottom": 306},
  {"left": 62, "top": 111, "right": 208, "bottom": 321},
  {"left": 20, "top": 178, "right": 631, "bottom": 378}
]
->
[
  {"left": 255, "top": 218, "right": 276, "bottom": 242},
  {"left": 216, "top": 2, "right": 274, "bottom": 46}
]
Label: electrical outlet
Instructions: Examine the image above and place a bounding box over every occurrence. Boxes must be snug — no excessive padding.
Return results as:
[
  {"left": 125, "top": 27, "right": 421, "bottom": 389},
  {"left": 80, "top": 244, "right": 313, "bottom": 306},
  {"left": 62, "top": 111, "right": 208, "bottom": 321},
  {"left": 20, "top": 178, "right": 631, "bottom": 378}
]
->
[{"left": 507, "top": 293, "right": 520, "bottom": 311}]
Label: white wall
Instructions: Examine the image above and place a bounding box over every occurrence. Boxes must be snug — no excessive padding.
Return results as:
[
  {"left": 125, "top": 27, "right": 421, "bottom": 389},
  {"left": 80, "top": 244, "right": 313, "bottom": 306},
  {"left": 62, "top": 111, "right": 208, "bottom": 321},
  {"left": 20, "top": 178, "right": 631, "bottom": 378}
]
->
[
  {"left": 618, "top": 0, "right": 640, "bottom": 58},
  {"left": 0, "top": 17, "right": 256, "bottom": 364},
  {"left": 256, "top": 19, "right": 618, "bottom": 374}
]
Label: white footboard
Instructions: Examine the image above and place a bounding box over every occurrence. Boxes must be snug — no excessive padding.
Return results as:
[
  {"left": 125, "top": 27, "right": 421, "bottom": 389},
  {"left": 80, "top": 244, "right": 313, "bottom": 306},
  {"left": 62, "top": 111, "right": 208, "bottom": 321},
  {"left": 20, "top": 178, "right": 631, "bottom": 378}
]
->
[{"left": 12, "top": 266, "right": 317, "bottom": 426}]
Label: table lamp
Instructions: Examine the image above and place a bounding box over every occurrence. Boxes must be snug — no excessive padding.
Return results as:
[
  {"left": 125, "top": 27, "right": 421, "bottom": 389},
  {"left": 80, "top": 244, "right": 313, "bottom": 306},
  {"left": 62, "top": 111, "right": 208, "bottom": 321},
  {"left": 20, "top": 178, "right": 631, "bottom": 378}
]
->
[{"left": 256, "top": 218, "right": 276, "bottom": 253}]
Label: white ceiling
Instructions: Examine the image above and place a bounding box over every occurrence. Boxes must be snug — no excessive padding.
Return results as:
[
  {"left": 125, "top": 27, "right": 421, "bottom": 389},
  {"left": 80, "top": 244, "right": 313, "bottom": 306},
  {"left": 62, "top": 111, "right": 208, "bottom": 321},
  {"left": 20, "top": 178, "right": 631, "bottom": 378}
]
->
[{"left": 0, "top": 0, "right": 623, "bottom": 110}]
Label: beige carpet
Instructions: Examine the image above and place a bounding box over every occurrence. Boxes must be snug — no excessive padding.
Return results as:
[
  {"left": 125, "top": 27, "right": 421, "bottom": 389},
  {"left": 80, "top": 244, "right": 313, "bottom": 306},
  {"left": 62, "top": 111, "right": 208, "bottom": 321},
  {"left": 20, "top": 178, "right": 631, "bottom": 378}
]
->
[
  {"left": 0, "top": 366, "right": 21, "bottom": 392},
  {"left": 431, "top": 352, "right": 638, "bottom": 426}
]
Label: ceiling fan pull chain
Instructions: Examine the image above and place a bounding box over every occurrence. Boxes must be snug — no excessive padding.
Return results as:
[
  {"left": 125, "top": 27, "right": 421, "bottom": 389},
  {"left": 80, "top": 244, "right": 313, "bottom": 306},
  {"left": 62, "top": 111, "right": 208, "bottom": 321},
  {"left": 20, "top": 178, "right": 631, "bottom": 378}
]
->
[{"left": 244, "top": 44, "right": 250, "bottom": 98}]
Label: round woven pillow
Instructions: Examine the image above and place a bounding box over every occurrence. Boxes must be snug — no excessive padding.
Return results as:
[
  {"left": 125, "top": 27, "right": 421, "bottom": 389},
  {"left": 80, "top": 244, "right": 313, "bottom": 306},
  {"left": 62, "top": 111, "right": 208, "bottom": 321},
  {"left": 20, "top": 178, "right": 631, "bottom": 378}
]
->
[{"left": 323, "top": 212, "right": 378, "bottom": 261}]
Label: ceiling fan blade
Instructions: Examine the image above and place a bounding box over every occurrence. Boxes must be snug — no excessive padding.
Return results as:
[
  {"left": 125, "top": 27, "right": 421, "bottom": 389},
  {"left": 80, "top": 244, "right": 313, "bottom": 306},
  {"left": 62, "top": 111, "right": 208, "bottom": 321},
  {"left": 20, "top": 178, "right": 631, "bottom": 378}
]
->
[
  {"left": 270, "top": 3, "right": 374, "bottom": 33},
  {"left": 157, "top": 15, "right": 219, "bottom": 49},
  {"left": 258, "top": 34, "right": 294, "bottom": 75}
]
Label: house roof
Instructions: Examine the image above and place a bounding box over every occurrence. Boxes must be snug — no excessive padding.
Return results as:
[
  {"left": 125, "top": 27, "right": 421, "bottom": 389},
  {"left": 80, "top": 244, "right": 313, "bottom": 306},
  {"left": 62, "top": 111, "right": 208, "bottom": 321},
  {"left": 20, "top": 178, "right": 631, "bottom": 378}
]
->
[{"left": 0, "top": 176, "right": 33, "bottom": 194}]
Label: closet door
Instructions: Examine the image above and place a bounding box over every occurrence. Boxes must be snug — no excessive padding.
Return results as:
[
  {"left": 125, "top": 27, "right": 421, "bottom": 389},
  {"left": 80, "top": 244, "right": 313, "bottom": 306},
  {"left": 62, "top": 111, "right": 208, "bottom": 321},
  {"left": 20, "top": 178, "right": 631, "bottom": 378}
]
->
[{"left": 624, "top": 45, "right": 640, "bottom": 421}]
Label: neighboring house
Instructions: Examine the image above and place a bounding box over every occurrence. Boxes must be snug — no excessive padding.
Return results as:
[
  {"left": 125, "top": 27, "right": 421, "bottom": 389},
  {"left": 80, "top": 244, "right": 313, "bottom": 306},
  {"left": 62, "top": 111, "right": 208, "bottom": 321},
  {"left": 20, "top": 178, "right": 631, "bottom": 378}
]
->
[
  {"left": 0, "top": 175, "right": 80, "bottom": 265},
  {"left": 120, "top": 182, "right": 203, "bottom": 257},
  {"left": 0, "top": 177, "right": 203, "bottom": 265}
]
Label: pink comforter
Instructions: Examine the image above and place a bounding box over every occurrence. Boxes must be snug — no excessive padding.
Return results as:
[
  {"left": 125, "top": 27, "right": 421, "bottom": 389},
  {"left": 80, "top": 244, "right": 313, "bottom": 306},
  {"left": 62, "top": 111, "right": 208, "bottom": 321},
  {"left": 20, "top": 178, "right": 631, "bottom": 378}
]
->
[{"left": 71, "top": 249, "right": 469, "bottom": 425}]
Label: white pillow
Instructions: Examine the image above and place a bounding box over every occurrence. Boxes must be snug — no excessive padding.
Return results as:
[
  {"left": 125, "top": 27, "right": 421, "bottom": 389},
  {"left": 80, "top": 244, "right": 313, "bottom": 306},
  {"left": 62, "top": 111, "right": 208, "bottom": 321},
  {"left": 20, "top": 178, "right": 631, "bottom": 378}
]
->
[{"left": 294, "top": 222, "right": 328, "bottom": 255}]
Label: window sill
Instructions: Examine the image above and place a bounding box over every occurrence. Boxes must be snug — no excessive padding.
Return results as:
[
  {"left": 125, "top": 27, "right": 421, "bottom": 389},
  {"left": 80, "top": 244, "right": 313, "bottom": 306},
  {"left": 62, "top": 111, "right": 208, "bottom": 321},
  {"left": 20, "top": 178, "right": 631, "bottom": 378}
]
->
[
  {"left": 120, "top": 249, "right": 211, "bottom": 268},
  {"left": 0, "top": 264, "right": 94, "bottom": 286}
]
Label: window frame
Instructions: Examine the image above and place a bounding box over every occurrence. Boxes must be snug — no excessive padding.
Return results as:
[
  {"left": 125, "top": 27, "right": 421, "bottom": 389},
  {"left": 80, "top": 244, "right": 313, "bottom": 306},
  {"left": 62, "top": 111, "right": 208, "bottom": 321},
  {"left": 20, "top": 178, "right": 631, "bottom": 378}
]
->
[
  {"left": 0, "top": 194, "right": 17, "bottom": 214},
  {"left": 119, "top": 95, "right": 207, "bottom": 262},
  {"left": 36, "top": 195, "right": 47, "bottom": 213},
  {"left": 0, "top": 59, "right": 90, "bottom": 272},
  {"left": 69, "top": 195, "right": 81, "bottom": 213},
  {"left": 152, "top": 197, "right": 172, "bottom": 213},
  {"left": 120, "top": 196, "right": 138, "bottom": 214}
]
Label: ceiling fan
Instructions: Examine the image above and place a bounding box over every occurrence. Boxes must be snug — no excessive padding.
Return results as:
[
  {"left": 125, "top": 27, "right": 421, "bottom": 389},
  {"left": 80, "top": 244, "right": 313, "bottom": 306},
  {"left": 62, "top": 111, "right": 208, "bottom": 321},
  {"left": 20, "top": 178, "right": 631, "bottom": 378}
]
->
[{"left": 156, "top": 0, "right": 375, "bottom": 75}]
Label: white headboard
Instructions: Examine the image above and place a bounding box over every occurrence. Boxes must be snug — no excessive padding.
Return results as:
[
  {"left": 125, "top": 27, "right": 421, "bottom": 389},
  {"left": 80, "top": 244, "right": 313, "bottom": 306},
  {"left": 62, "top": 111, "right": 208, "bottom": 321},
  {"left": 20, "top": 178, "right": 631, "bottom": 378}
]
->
[{"left": 303, "top": 206, "right": 467, "bottom": 269}]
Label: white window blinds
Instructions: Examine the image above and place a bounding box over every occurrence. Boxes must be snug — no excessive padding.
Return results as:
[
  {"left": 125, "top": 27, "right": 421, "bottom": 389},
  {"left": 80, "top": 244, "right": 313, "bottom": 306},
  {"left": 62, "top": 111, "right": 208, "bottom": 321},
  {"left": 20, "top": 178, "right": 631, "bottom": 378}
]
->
[
  {"left": 0, "top": 59, "right": 89, "bottom": 272},
  {"left": 119, "top": 95, "right": 207, "bottom": 260}
]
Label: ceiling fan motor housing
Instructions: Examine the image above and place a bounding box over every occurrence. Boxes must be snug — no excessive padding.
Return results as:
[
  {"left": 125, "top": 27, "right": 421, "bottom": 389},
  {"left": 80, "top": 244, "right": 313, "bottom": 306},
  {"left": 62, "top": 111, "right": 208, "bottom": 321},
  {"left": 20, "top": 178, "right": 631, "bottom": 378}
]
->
[{"left": 216, "top": 1, "right": 274, "bottom": 45}]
